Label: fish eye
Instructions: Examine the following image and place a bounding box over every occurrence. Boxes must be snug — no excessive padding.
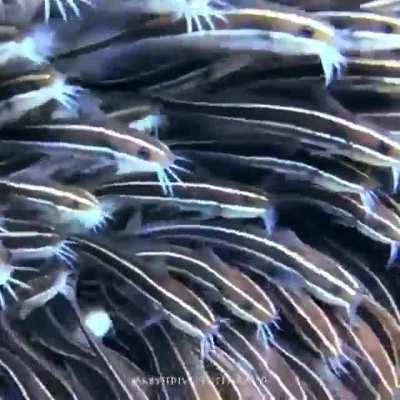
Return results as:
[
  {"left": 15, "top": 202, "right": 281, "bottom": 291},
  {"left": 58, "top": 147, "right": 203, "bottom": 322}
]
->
[
  {"left": 299, "top": 27, "right": 314, "bottom": 38},
  {"left": 383, "top": 24, "right": 395, "bottom": 34},
  {"left": 137, "top": 147, "right": 151, "bottom": 161}
]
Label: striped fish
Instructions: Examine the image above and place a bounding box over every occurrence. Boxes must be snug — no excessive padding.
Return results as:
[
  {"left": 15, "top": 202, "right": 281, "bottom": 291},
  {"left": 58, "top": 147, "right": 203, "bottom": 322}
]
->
[
  {"left": 142, "top": 322, "right": 223, "bottom": 400},
  {"left": 0, "top": 231, "right": 75, "bottom": 265},
  {"left": 159, "top": 95, "right": 400, "bottom": 183},
  {"left": 57, "top": 6, "right": 343, "bottom": 85},
  {"left": 69, "top": 237, "right": 220, "bottom": 359},
  {"left": 180, "top": 150, "right": 379, "bottom": 211},
  {"left": 336, "top": 57, "right": 400, "bottom": 98},
  {"left": 210, "top": 7, "right": 345, "bottom": 85},
  {"left": 206, "top": 345, "right": 273, "bottom": 400},
  {"left": 0, "top": 71, "right": 81, "bottom": 126},
  {"left": 62, "top": 356, "right": 119, "bottom": 400},
  {"left": 0, "top": 179, "right": 111, "bottom": 234},
  {"left": 0, "top": 347, "right": 56, "bottom": 400},
  {"left": 265, "top": 282, "right": 345, "bottom": 373},
  {"left": 361, "top": 0, "right": 400, "bottom": 13},
  {"left": 316, "top": 237, "right": 400, "bottom": 321},
  {"left": 132, "top": 242, "right": 278, "bottom": 344},
  {"left": 67, "top": 300, "right": 152, "bottom": 400},
  {"left": 138, "top": 220, "right": 363, "bottom": 314},
  {"left": 218, "top": 321, "right": 305, "bottom": 400},
  {"left": 29, "top": 305, "right": 96, "bottom": 359},
  {"left": 276, "top": 337, "right": 374, "bottom": 399},
  {"left": 0, "top": 122, "right": 183, "bottom": 196},
  {"left": 272, "top": 187, "right": 400, "bottom": 265},
  {"left": 0, "top": 311, "right": 81, "bottom": 400},
  {"left": 95, "top": 174, "right": 273, "bottom": 226},
  {"left": 0, "top": 252, "right": 34, "bottom": 309},
  {"left": 360, "top": 297, "right": 400, "bottom": 380},
  {"left": 273, "top": 339, "right": 337, "bottom": 400},
  {"left": 330, "top": 314, "right": 399, "bottom": 400},
  {"left": 315, "top": 11, "right": 400, "bottom": 53}
]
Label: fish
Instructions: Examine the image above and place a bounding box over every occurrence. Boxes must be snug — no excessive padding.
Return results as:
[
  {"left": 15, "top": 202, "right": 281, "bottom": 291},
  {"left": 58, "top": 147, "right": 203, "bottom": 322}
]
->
[
  {"left": 95, "top": 173, "right": 273, "bottom": 226},
  {"left": 317, "top": 236, "right": 400, "bottom": 322},
  {"left": 360, "top": 297, "right": 400, "bottom": 381},
  {"left": 0, "top": 231, "right": 76, "bottom": 266},
  {"left": 18, "top": 266, "right": 77, "bottom": 319},
  {"left": 159, "top": 94, "right": 400, "bottom": 182},
  {"left": 262, "top": 57, "right": 400, "bottom": 99},
  {"left": 0, "top": 310, "right": 81, "bottom": 400},
  {"left": 56, "top": 6, "right": 344, "bottom": 85},
  {"left": 265, "top": 282, "right": 346, "bottom": 373},
  {"left": 218, "top": 321, "right": 303, "bottom": 400},
  {"left": 212, "top": 6, "right": 346, "bottom": 85},
  {"left": 132, "top": 242, "right": 279, "bottom": 343},
  {"left": 0, "top": 179, "right": 112, "bottom": 234},
  {"left": 142, "top": 322, "right": 223, "bottom": 400},
  {"left": 68, "top": 237, "right": 220, "bottom": 358},
  {"left": 361, "top": 0, "right": 400, "bottom": 13},
  {"left": 315, "top": 11, "right": 400, "bottom": 54},
  {"left": 0, "top": 347, "right": 56, "bottom": 400},
  {"left": 66, "top": 300, "right": 152, "bottom": 400},
  {"left": 180, "top": 150, "right": 380, "bottom": 210},
  {"left": 28, "top": 305, "right": 96, "bottom": 359},
  {"left": 206, "top": 345, "right": 273, "bottom": 400},
  {"left": 62, "top": 356, "right": 119, "bottom": 400},
  {"left": 138, "top": 220, "right": 363, "bottom": 313},
  {"left": 0, "top": 71, "right": 82, "bottom": 127},
  {"left": 272, "top": 339, "right": 337, "bottom": 400},
  {"left": 336, "top": 57, "right": 400, "bottom": 98},
  {"left": 0, "top": 122, "right": 183, "bottom": 196},
  {"left": 271, "top": 187, "right": 400, "bottom": 265},
  {"left": 331, "top": 313, "right": 399, "bottom": 400}
]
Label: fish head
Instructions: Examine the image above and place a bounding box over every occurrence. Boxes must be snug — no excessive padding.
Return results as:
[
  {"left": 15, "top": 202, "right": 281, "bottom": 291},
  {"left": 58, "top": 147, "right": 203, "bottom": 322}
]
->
[{"left": 324, "top": 12, "right": 400, "bottom": 34}]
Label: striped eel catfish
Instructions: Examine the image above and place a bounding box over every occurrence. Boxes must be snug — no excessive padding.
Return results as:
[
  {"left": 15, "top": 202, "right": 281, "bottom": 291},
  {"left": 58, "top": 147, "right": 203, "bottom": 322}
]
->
[
  {"left": 130, "top": 241, "right": 278, "bottom": 344},
  {"left": 137, "top": 220, "right": 363, "bottom": 316},
  {"left": 158, "top": 94, "right": 400, "bottom": 187},
  {"left": 0, "top": 122, "right": 184, "bottom": 196},
  {"left": 316, "top": 11, "right": 400, "bottom": 53},
  {"left": 0, "top": 70, "right": 81, "bottom": 127},
  {"left": 95, "top": 173, "right": 274, "bottom": 228},
  {"left": 68, "top": 237, "right": 221, "bottom": 359},
  {"left": 0, "top": 179, "right": 112, "bottom": 234}
]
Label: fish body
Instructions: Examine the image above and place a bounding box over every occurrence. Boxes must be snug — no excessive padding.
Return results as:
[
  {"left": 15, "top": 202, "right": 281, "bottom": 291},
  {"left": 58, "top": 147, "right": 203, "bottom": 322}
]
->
[
  {"left": 0, "top": 71, "right": 81, "bottom": 127},
  {"left": 0, "top": 231, "right": 73, "bottom": 265},
  {"left": 0, "top": 179, "right": 110, "bottom": 233},
  {"left": 96, "top": 174, "right": 272, "bottom": 222},
  {"left": 0, "top": 122, "right": 182, "bottom": 195},
  {"left": 160, "top": 96, "right": 400, "bottom": 173},
  {"left": 272, "top": 187, "right": 400, "bottom": 264},
  {"left": 69, "top": 237, "right": 219, "bottom": 358},
  {"left": 133, "top": 243, "right": 278, "bottom": 341},
  {"left": 316, "top": 11, "right": 400, "bottom": 53},
  {"left": 138, "top": 221, "right": 362, "bottom": 313}
]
